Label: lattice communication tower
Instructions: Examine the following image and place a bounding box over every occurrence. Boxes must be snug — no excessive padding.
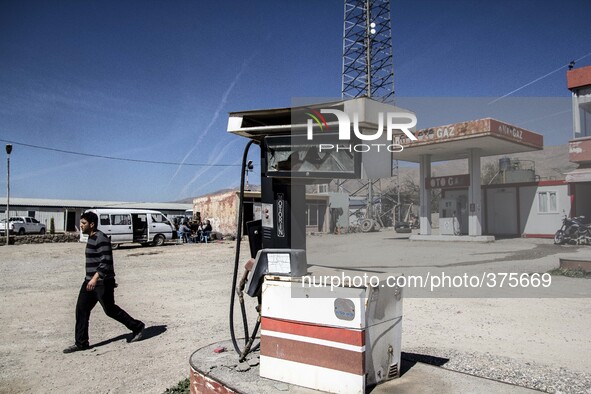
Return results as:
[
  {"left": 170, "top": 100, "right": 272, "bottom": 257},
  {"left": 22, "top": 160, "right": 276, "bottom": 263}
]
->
[
  {"left": 339, "top": 0, "right": 399, "bottom": 230},
  {"left": 342, "top": 0, "right": 395, "bottom": 101}
]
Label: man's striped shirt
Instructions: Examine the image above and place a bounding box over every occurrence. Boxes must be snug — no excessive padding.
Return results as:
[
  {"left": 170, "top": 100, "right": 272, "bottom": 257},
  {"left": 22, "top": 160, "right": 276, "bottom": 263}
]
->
[{"left": 85, "top": 230, "right": 115, "bottom": 281}]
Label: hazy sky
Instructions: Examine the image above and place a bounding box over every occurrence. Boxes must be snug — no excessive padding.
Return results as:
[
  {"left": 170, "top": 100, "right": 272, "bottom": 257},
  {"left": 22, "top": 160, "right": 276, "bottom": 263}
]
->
[{"left": 1, "top": 0, "right": 590, "bottom": 202}]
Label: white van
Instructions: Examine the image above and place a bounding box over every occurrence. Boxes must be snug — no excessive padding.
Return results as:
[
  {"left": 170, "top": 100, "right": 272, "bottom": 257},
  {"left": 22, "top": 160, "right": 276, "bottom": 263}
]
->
[{"left": 80, "top": 209, "right": 175, "bottom": 248}]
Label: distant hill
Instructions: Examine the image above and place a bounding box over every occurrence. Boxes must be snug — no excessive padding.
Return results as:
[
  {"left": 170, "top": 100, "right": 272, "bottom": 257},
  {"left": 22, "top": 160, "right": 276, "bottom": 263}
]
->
[
  {"left": 335, "top": 144, "right": 575, "bottom": 195},
  {"left": 422, "top": 144, "right": 574, "bottom": 181},
  {"left": 173, "top": 185, "right": 262, "bottom": 203},
  {"left": 170, "top": 197, "right": 195, "bottom": 204},
  {"left": 182, "top": 144, "right": 575, "bottom": 200}
]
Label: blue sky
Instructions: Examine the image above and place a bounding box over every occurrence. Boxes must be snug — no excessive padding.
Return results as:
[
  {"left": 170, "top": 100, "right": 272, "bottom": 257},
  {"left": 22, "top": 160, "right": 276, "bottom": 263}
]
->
[{"left": 1, "top": 0, "right": 590, "bottom": 202}]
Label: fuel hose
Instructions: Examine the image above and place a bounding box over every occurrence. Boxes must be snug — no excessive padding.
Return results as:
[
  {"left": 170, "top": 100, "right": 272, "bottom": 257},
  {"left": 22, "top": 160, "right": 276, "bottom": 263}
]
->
[{"left": 229, "top": 139, "right": 258, "bottom": 357}]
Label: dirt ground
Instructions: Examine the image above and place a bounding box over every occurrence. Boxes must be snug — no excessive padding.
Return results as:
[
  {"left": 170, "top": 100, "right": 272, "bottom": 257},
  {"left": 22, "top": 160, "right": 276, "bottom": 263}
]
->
[{"left": 0, "top": 233, "right": 590, "bottom": 393}]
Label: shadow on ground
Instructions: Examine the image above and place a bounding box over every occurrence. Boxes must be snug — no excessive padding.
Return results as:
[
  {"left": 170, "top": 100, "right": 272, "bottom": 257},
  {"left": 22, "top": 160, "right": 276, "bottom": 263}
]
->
[
  {"left": 400, "top": 352, "right": 449, "bottom": 376},
  {"left": 91, "top": 325, "right": 167, "bottom": 348},
  {"left": 366, "top": 352, "right": 449, "bottom": 392}
]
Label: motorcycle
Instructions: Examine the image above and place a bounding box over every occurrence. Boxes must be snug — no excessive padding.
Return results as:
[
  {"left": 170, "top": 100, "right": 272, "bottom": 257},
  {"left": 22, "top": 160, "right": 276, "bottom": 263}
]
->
[{"left": 554, "top": 215, "right": 591, "bottom": 245}]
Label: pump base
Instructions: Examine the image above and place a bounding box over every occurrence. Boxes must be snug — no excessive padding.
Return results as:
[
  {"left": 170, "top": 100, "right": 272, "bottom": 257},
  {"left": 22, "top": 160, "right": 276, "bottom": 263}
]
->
[{"left": 189, "top": 340, "right": 536, "bottom": 394}]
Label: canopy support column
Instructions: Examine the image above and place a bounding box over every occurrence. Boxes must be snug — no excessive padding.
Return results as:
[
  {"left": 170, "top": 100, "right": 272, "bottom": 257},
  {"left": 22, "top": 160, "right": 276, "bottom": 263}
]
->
[
  {"left": 419, "top": 154, "right": 432, "bottom": 235},
  {"left": 468, "top": 148, "right": 482, "bottom": 236}
]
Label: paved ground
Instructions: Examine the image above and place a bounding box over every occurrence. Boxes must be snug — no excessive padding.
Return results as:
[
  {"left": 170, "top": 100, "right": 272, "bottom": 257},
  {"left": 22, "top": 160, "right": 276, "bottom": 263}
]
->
[{"left": 0, "top": 231, "right": 589, "bottom": 393}]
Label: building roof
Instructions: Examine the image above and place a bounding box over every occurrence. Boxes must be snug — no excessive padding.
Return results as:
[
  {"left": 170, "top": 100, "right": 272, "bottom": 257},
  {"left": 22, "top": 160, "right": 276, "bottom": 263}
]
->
[
  {"left": 0, "top": 197, "right": 191, "bottom": 211},
  {"left": 567, "top": 65, "right": 591, "bottom": 90}
]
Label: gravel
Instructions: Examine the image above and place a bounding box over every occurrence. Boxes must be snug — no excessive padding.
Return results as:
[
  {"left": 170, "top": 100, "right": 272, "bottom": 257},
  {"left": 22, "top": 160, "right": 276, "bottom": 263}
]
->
[
  {"left": 405, "top": 346, "right": 591, "bottom": 394},
  {"left": 0, "top": 234, "right": 589, "bottom": 393}
]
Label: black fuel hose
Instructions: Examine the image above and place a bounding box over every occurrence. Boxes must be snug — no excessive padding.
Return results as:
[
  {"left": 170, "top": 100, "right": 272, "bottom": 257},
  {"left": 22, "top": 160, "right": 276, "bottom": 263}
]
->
[{"left": 229, "top": 139, "right": 256, "bottom": 356}]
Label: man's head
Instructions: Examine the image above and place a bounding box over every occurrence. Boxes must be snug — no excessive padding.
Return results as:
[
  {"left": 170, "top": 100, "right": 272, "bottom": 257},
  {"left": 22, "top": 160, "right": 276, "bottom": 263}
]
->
[{"left": 80, "top": 211, "right": 98, "bottom": 235}]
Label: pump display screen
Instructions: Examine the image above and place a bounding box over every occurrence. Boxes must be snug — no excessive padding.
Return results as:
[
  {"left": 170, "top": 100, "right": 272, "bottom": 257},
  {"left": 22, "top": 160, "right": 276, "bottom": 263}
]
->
[
  {"left": 267, "top": 253, "right": 291, "bottom": 273},
  {"left": 264, "top": 133, "right": 361, "bottom": 179}
]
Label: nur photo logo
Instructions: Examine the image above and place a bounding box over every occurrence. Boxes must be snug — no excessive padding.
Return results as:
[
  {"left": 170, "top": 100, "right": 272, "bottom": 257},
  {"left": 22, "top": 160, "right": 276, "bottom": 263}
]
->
[
  {"left": 305, "top": 109, "right": 330, "bottom": 132},
  {"left": 305, "top": 108, "right": 418, "bottom": 153}
]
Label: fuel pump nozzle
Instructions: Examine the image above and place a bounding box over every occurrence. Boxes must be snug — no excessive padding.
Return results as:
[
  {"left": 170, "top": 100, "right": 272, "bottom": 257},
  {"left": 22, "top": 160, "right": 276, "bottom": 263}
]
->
[{"left": 237, "top": 258, "right": 255, "bottom": 298}]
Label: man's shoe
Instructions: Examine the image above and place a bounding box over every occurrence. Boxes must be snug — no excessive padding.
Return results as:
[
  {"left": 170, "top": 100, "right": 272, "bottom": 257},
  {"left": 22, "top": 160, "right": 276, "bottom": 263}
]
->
[
  {"left": 63, "top": 344, "right": 89, "bottom": 354},
  {"left": 130, "top": 323, "right": 145, "bottom": 343}
]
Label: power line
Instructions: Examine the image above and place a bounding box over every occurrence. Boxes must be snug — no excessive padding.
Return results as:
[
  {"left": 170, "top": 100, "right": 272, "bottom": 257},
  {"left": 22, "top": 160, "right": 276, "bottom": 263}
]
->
[
  {"left": 488, "top": 50, "right": 591, "bottom": 104},
  {"left": 0, "top": 138, "right": 243, "bottom": 168}
]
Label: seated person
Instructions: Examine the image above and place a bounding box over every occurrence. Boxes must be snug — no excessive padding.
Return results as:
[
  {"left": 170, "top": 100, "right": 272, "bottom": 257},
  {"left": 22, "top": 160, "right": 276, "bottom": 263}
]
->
[{"left": 197, "top": 220, "right": 213, "bottom": 242}]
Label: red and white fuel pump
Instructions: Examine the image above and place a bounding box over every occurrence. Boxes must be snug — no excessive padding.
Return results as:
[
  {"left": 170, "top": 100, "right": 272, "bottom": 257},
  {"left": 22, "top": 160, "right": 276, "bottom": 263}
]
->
[{"left": 228, "top": 97, "right": 411, "bottom": 393}]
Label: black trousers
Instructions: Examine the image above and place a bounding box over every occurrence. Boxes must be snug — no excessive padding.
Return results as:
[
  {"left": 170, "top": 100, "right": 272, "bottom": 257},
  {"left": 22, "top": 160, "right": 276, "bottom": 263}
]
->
[{"left": 75, "top": 279, "right": 143, "bottom": 347}]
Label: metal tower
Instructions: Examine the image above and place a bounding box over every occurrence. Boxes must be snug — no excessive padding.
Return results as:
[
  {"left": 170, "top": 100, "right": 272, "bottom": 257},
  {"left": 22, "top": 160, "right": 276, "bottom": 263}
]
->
[
  {"left": 342, "top": 0, "right": 395, "bottom": 101},
  {"left": 338, "top": 0, "right": 397, "bottom": 231}
]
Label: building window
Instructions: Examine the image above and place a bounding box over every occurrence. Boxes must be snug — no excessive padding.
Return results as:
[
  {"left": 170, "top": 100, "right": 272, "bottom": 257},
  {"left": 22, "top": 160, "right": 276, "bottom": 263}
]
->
[
  {"left": 574, "top": 88, "right": 591, "bottom": 137},
  {"left": 538, "top": 191, "right": 558, "bottom": 213},
  {"left": 583, "top": 102, "right": 591, "bottom": 137}
]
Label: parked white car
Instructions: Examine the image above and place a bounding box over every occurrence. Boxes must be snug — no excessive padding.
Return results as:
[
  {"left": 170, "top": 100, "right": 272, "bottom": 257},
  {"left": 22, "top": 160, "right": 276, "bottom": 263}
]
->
[{"left": 0, "top": 216, "right": 47, "bottom": 235}]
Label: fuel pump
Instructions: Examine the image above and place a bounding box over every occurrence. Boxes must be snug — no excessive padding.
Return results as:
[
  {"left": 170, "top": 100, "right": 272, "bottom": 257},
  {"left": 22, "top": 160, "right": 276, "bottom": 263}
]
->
[
  {"left": 439, "top": 194, "right": 468, "bottom": 236},
  {"left": 228, "top": 98, "right": 410, "bottom": 393}
]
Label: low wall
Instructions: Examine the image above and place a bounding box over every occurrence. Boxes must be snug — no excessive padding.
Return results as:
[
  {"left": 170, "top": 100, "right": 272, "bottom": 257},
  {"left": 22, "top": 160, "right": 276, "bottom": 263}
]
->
[{"left": 0, "top": 233, "right": 80, "bottom": 246}]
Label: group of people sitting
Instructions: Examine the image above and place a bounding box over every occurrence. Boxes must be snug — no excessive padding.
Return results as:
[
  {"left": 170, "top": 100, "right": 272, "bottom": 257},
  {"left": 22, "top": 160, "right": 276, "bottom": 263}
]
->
[{"left": 175, "top": 219, "right": 212, "bottom": 244}]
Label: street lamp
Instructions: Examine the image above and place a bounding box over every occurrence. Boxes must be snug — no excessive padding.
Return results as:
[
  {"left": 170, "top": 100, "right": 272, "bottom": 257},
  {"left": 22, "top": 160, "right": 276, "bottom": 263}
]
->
[{"left": 5, "top": 144, "right": 12, "bottom": 246}]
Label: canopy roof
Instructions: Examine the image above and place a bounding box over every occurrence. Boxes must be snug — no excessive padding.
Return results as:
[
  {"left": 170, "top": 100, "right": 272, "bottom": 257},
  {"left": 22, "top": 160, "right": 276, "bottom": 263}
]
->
[{"left": 393, "top": 118, "right": 543, "bottom": 163}]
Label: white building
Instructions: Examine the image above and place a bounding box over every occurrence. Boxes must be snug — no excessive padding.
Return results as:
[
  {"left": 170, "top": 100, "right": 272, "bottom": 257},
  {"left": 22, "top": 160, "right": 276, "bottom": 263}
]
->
[{"left": 0, "top": 197, "right": 191, "bottom": 233}]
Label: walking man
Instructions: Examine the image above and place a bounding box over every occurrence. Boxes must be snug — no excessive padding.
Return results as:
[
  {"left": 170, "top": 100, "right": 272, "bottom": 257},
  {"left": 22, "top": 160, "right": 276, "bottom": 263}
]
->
[{"left": 63, "top": 211, "right": 145, "bottom": 353}]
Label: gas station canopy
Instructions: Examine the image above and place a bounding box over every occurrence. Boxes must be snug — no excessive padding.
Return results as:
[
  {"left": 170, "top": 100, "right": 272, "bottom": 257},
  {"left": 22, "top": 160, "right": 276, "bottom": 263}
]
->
[{"left": 393, "top": 118, "right": 543, "bottom": 163}]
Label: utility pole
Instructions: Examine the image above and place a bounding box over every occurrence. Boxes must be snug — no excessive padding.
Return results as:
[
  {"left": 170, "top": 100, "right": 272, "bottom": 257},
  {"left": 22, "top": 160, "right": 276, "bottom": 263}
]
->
[{"left": 5, "top": 144, "right": 12, "bottom": 246}]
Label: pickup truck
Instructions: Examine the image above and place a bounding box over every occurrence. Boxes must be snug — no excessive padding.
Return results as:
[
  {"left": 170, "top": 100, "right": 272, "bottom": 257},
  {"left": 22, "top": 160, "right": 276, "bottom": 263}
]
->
[{"left": 0, "top": 216, "right": 47, "bottom": 235}]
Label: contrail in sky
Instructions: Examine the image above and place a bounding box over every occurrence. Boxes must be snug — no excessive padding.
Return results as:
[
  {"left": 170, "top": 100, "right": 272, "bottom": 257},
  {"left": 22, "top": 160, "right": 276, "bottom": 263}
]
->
[
  {"left": 190, "top": 159, "right": 241, "bottom": 196},
  {"left": 179, "top": 138, "right": 240, "bottom": 198},
  {"left": 489, "top": 51, "right": 591, "bottom": 104},
  {"left": 170, "top": 53, "right": 257, "bottom": 183},
  {"left": 514, "top": 109, "right": 571, "bottom": 126}
]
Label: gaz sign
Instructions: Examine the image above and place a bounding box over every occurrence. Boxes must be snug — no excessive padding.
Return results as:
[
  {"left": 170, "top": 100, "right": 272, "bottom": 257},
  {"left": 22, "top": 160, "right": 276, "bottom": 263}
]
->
[{"left": 426, "top": 174, "right": 470, "bottom": 189}]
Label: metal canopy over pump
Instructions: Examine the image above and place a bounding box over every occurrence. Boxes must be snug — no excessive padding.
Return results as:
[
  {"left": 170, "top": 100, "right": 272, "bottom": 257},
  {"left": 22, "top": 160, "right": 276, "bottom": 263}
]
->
[{"left": 228, "top": 97, "right": 416, "bottom": 181}]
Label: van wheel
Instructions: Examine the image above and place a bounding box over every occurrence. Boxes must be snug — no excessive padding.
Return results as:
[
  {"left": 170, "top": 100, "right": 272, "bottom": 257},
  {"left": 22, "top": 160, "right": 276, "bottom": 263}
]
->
[
  {"left": 18, "top": 228, "right": 25, "bottom": 236},
  {"left": 112, "top": 243, "right": 120, "bottom": 250},
  {"left": 39, "top": 228, "right": 46, "bottom": 235},
  {"left": 153, "top": 234, "right": 165, "bottom": 247}
]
